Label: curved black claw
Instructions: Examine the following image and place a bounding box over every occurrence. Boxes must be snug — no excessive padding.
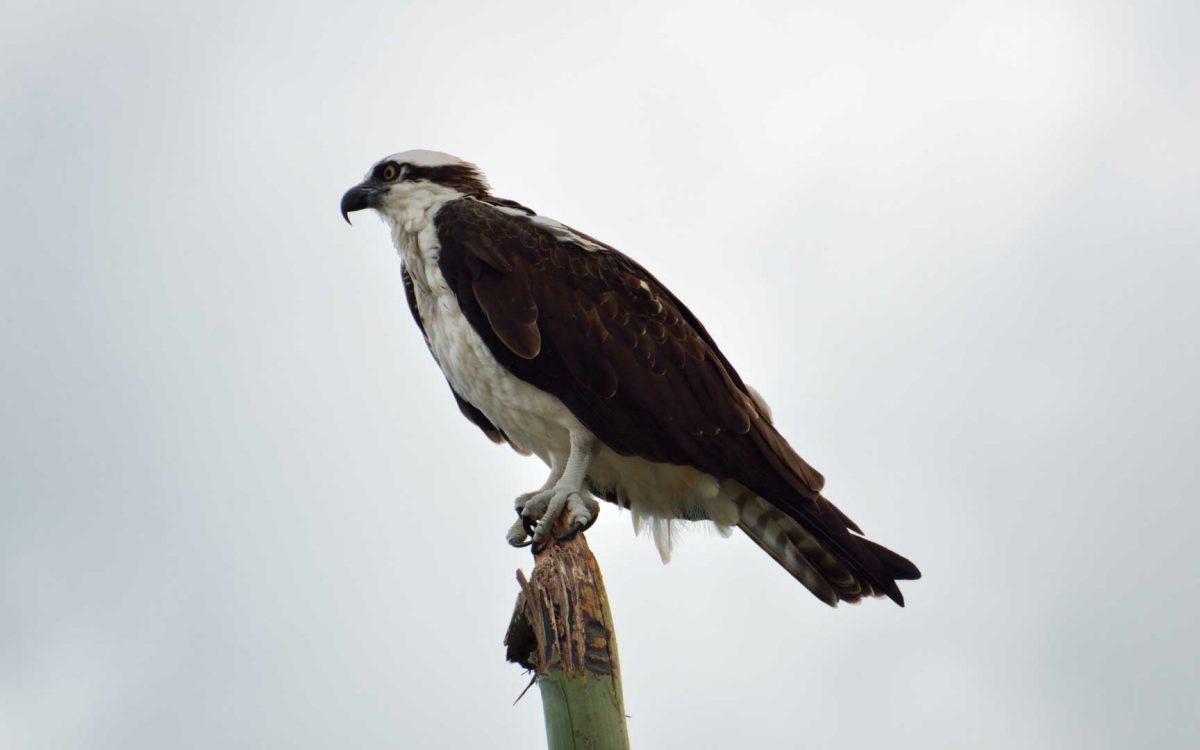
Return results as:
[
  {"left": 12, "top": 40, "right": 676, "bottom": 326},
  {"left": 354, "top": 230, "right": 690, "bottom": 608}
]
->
[
  {"left": 554, "top": 521, "right": 586, "bottom": 542},
  {"left": 509, "top": 538, "right": 533, "bottom": 548},
  {"left": 521, "top": 515, "right": 537, "bottom": 537}
]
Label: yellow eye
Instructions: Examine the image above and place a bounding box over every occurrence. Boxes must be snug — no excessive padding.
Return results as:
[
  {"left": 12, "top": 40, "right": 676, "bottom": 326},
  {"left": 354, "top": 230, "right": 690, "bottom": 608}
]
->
[{"left": 382, "top": 164, "right": 398, "bottom": 181}]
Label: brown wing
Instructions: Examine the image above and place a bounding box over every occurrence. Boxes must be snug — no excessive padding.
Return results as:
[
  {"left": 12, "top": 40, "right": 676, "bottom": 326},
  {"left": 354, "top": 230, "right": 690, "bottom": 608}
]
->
[
  {"left": 402, "top": 266, "right": 525, "bottom": 453},
  {"left": 435, "top": 197, "right": 917, "bottom": 603}
]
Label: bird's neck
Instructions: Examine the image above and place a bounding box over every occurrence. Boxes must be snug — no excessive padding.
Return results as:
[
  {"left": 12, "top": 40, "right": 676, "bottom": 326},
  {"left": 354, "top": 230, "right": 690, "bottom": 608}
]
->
[
  {"left": 379, "top": 184, "right": 463, "bottom": 276},
  {"left": 379, "top": 183, "right": 462, "bottom": 236}
]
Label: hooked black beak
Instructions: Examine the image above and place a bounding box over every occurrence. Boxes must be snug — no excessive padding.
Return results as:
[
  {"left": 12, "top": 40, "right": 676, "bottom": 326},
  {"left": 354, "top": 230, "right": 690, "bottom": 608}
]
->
[{"left": 340, "top": 184, "right": 386, "bottom": 225}]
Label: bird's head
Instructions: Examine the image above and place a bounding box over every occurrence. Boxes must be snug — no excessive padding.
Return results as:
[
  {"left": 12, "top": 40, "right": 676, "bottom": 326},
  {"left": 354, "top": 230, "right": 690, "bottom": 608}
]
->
[{"left": 340, "top": 149, "right": 489, "bottom": 226}]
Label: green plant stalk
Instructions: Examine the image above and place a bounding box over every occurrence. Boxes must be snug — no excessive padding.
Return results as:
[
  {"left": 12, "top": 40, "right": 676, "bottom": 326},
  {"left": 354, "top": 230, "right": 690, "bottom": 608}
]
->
[{"left": 538, "top": 669, "right": 629, "bottom": 750}]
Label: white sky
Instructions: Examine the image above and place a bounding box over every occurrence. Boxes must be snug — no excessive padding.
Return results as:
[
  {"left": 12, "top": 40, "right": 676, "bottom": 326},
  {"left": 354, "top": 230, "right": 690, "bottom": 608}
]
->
[{"left": 2, "top": 1, "right": 1198, "bottom": 748}]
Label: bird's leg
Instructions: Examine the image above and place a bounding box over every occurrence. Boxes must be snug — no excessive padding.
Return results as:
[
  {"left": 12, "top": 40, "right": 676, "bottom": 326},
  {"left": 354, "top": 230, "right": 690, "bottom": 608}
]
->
[
  {"left": 506, "top": 432, "right": 600, "bottom": 548},
  {"left": 533, "top": 432, "right": 600, "bottom": 544}
]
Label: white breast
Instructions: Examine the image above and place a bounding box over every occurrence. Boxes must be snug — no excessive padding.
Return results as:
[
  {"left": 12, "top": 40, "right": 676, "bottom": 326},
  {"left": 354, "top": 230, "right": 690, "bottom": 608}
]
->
[{"left": 390, "top": 202, "right": 583, "bottom": 466}]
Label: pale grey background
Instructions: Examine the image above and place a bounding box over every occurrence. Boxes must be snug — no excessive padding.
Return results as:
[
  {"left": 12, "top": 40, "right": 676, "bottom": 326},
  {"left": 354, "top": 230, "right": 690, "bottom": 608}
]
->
[{"left": 3, "top": 1, "right": 1197, "bottom": 748}]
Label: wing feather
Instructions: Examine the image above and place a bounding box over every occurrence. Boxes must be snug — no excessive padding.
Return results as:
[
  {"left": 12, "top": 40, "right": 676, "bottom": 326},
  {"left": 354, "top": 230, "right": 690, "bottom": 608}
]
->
[
  {"left": 471, "top": 269, "right": 541, "bottom": 359},
  {"left": 433, "top": 197, "right": 917, "bottom": 604}
]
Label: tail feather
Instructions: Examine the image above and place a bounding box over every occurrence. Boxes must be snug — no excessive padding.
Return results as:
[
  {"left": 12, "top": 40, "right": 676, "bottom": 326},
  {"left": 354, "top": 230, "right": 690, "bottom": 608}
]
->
[
  {"left": 735, "top": 492, "right": 919, "bottom": 607},
  {"left": 737, "top": 513, "right": 839, "bottom": 605},
  {"left": 860, "top": 537, "right": 922, "bottom": 581}
]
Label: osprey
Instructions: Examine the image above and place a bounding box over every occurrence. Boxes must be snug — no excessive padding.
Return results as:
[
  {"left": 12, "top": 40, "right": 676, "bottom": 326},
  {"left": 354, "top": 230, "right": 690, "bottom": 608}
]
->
[{"left": 341, "top": 150, "right": 920, "bottom": 606}]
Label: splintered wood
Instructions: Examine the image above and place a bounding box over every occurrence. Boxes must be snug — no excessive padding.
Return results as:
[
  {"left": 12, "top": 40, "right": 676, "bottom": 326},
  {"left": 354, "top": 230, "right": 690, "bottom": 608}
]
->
[{"left": 506, "top": 533, "right": 617, "bottom": 676}]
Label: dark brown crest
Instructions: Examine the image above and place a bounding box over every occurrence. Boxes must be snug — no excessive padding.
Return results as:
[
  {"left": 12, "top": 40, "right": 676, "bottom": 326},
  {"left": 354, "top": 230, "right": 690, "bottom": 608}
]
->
[{"left": 407, "top": 163, "right": 491, "bottom": 195}]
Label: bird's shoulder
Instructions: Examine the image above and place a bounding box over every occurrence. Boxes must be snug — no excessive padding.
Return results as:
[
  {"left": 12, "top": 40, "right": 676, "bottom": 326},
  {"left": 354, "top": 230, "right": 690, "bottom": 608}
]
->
[{"left": 434, "top": 195, "right": 720, "bottom": 366}]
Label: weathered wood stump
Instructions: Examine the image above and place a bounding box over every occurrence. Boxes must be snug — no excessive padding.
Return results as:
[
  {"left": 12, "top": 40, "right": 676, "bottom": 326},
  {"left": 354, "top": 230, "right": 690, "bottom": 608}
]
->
[{"left": 505, "top": 530, "right": 630, "bottom": 750}]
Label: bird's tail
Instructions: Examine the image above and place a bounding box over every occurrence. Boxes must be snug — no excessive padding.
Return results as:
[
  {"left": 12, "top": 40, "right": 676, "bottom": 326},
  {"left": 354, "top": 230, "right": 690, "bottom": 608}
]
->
[{"left": 736, "top": 493, "right": 920, "bottom": 606}]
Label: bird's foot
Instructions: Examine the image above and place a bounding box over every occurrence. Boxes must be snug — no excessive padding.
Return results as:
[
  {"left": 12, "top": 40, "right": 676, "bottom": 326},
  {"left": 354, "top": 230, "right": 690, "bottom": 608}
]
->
[
  {"left": 506, "top": 490, "right": 547, "bottom": 546},
  {"left": 506, "top": 486, "right": 599, "bottom": 549}
]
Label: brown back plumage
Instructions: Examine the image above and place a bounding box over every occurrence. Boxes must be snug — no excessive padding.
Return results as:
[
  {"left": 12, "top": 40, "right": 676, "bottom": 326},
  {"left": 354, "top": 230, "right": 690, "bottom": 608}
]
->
[{"left": 433, "top": 196, "right": 920, "bottom": 605}]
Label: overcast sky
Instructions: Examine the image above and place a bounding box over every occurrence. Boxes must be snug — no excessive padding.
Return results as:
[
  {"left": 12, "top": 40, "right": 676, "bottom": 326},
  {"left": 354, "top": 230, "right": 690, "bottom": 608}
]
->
[{"left": 3, "top": 1, "right": 1198, "bottom": 748}]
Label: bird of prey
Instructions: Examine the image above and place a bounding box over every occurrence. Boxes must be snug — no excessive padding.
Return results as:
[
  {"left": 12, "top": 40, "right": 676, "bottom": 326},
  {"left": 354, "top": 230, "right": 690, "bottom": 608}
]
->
[{"left": 341, "top": 150, "right": 920, "bottom": 606}]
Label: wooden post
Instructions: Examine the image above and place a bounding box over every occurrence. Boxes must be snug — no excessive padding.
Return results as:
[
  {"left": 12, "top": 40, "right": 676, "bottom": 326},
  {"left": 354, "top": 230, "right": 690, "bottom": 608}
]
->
[{"left": 505, "top": 530, "right": 630, "bottom": 750}]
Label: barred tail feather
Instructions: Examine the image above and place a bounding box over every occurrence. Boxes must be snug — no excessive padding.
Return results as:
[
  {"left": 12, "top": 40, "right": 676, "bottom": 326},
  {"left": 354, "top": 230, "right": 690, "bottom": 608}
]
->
[{"left": 735, "top": 493, "right": 920, "bottom": 607}]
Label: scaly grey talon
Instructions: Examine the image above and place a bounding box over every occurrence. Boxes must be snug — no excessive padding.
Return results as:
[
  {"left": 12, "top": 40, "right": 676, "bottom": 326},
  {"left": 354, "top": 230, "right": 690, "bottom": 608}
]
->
[
  {"left": 531, "top": 490, "right": 573, "bottom": 544},
  {"left": 519, "top": 490, "right": 552, "bottom": 521},
  {"left": 506, "top": 516, "right": 531, "bottom": 547},
  {"left": 561, "top": 492, "right": 600, "bottom": 535},
  {"left": 514, "top": 490, "right": 539, "bottom": 515},
  {"left": 554, "top": 521, "right": 585, "bottom": 542},
  {"left": 507, "top": 436, "right": 598, "bottom": 552}
]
